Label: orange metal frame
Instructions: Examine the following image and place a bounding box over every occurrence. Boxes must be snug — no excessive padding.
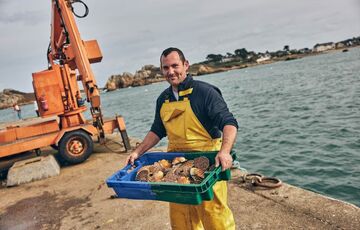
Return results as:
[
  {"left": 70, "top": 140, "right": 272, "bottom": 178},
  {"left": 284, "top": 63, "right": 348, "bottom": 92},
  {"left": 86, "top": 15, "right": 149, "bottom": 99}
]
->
[{"left": 0, "top": 116, "right": 126, "bottom": 158}]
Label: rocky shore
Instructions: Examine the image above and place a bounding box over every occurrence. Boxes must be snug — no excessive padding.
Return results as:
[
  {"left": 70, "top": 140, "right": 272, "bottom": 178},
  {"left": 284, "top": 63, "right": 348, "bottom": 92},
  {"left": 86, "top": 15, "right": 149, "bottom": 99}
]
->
[
  {"left": 102, "top": 50, "right": 335, "bottom": 92},
  {"left": 104, "top": 65, "right": 163, "bottom": 91},
  {"left": 103, "top": 39, "right": 360, "bottom": 92},
  {"left": 0, "top": 89, "right": 35, "bottom": 110}
]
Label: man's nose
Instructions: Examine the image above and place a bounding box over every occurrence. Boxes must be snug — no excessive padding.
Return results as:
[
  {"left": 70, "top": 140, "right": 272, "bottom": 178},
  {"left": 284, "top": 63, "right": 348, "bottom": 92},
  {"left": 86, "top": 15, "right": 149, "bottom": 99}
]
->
[{"left": 168, "top": 67, "right": 175, "bottom": 75}]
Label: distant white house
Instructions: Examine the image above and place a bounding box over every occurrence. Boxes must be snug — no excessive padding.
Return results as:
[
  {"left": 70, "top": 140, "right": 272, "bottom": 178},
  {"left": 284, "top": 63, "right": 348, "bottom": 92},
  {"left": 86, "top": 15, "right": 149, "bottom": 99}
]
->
[
  {"left": 256, "top": 54, "right": 271, "bottom": 63},
  {"left": 313, "top": 42, "right": 335, "bottom": 52},
  {"left": 221, "top": 57, "right": 235, "bottom": 63},
  {"left": 299, "top": 48, "right": 311, "bottom": 54},
  {"left": 336, "top": 39, "right": 353, "bottom": 49},
  {"left": 335, "top": 42, "right": 346, "bottom": 49}
]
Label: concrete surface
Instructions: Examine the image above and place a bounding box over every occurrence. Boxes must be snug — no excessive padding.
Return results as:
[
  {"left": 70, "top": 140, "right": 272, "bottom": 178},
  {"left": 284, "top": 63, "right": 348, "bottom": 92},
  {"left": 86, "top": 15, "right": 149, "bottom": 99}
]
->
[
  {"left": 230, "top": 170, "right": 359, "bottom": 229},
  {"left": 6, "top": 155, "right": 60, "bottom": 186}
]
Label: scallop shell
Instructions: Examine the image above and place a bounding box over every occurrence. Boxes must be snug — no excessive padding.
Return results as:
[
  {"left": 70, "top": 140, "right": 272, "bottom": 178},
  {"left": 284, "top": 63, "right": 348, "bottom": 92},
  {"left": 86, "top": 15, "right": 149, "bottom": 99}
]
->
[
  {"left": 172, "top": 157, "right": 187, "bottom": 165},
  {"left": 190, "top": 167, "right": 205, "bottom": 178},
  {"left": 194, "top": 156, "right": 210, "bottom": 171},
  {"left": 177, "top": 176, "right": 191, "bottom": 184},
  {"left": 148, "top": 170, "right": 164, "bottom": 182},
  {"left": 162, "top": 168, "right": 179, "bottom": 182},
  {"left": 158, "top": 159, "right": 172, "bottom": 169},
  {"left": 135, "top": 165, "right": 152, "bottom": 181}
]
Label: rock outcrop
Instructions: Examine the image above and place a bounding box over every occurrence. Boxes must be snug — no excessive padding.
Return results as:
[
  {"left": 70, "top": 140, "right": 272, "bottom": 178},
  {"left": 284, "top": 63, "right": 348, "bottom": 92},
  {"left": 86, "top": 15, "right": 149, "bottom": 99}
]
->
[
  {"left": 104, "top": 65, "right": 164, "bottom": 91},
  {"left": 189, "top": 64, "right": 218, "bottom": 76},
  {"left": 0, "top": 89, "right": 35, "bottom": 110}
]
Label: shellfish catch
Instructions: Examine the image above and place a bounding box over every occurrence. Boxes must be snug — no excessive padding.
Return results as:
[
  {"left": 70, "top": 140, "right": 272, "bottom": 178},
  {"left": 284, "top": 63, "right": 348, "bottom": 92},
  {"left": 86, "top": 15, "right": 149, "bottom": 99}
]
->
[{"left": 135, "top": 156, "right": 212, "bottom": 184}]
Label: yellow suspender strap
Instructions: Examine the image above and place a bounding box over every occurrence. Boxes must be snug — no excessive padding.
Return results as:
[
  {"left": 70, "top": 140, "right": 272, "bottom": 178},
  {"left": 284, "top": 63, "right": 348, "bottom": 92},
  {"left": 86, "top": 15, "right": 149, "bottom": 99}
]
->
[{"left": 179, "top": 88, "right": 193, "bottom": 97}]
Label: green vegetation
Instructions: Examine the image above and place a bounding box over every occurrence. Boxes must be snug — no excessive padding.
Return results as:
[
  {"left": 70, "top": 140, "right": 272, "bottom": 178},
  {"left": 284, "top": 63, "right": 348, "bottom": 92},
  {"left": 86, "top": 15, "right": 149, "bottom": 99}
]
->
[{"left": 197, "top": 36, "right": 360, "bottom": 68}]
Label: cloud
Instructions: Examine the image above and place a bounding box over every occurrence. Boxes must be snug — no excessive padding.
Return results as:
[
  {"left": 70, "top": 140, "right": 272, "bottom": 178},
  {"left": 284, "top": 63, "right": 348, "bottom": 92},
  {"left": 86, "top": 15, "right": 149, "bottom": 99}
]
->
[
  {"left": 0, "top": 0, "right": 48, "bottom": 25},
  {"left": 1, "top": 11, "right": 42, "bottom": 25}
]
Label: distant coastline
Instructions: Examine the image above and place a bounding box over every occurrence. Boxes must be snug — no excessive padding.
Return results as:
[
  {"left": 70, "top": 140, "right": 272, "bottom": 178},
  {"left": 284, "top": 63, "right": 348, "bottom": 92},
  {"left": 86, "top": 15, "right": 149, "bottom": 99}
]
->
[
  {"left": 1, "top": 36, "right": 359, "bottom": 110},
  {"left": 103, "top": 36, "right": 360, "bottom": 91}
]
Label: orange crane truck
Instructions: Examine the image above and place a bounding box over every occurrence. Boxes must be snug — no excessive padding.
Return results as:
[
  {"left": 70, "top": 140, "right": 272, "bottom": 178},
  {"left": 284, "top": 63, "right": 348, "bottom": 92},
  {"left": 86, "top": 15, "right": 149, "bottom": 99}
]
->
[{"left": 0, "top": 0, "right": 130, "bottom": 170}]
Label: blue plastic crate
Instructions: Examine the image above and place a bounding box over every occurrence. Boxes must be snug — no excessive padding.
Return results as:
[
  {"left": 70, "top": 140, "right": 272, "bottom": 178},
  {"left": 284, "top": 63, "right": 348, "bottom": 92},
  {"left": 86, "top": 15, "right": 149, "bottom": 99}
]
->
[{"left": 106, "top": 151, "right": 235, "bottom": 205}]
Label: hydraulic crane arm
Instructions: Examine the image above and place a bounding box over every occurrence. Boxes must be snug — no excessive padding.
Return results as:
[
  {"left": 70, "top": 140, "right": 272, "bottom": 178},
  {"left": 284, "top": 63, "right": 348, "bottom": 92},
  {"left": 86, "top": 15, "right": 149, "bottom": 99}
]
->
[
  {"left": 47, "top": 0, "right": 105, "bottom": 140},
  {"left": 50, "top": 0, "right": 101, "bottom": 107}
]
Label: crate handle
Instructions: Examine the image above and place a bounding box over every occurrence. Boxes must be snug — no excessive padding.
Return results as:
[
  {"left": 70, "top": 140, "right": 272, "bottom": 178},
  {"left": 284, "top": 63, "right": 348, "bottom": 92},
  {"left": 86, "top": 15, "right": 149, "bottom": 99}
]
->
[
  {"left": 119, "top": 162, "right": 141, "bottom": 177},
  {"left": 212, "top": 166, "right": 230, "bottom": 182},
  {"left": 120, "top": 164, "right": 132, "bottom": 173},
  {"left": 213, "top": 166, "right": 222, "bottom": 180}
]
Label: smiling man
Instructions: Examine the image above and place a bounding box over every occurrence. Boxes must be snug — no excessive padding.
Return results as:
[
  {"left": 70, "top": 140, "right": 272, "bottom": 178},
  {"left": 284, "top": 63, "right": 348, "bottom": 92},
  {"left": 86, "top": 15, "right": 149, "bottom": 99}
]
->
[{"left": 126, "top": 47, "right": 238, "bottom": 229}]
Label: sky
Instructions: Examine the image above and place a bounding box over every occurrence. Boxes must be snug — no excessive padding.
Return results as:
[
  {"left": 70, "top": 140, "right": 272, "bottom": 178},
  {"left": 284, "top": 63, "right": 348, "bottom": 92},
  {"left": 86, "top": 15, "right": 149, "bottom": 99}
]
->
[{"left": 0, "top": 0, "right": 359, "bottom": 92}]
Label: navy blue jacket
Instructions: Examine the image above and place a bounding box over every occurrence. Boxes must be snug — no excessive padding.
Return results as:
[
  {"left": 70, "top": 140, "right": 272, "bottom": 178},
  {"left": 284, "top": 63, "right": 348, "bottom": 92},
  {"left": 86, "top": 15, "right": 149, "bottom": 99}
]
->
[{"left": 150, "top": 75, "right": 238, "bottom": 139}]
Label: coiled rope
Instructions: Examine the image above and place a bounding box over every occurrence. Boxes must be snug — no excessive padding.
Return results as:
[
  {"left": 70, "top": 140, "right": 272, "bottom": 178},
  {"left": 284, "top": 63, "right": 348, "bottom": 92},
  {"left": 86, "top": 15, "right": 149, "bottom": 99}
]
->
[{"left": 231, "top": 160, "right": 282, "bottom": 189}]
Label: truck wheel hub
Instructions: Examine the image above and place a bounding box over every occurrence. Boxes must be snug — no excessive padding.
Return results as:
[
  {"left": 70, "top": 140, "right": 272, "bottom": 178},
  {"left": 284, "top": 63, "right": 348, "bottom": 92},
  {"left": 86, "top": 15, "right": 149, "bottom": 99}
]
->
[{"left": 68, "top": 139, "right": 84, "bottom": 155}]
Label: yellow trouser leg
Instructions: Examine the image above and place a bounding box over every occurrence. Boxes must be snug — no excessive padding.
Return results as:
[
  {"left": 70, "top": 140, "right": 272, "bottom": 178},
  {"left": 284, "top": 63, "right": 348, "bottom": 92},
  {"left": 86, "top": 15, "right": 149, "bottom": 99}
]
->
[
  {"left": 169, "top": 181, "right": 235, "bottom": 230},
  {"left": 195, "top": 181, "right": 235, "bottom": 230},
  {"left": 170, "top": 203, "right": 203, "bottom": 229}
]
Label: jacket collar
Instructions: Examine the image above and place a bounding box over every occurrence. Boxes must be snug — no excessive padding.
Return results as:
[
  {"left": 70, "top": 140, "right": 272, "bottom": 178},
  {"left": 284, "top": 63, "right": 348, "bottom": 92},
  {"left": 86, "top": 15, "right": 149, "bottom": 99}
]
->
[
  {"left": 179, "top": 74, "right": 193, "bottom": 91},
  {"left": 165, "top": 74, "right": 193, "bottom": 101}
]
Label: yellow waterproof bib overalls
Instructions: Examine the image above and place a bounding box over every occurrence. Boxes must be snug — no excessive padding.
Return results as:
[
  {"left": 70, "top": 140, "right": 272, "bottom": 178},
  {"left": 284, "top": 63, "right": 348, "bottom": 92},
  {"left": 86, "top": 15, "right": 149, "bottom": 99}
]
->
[{"left": 160, "top": 88, "right": 235, "bottom": 230}]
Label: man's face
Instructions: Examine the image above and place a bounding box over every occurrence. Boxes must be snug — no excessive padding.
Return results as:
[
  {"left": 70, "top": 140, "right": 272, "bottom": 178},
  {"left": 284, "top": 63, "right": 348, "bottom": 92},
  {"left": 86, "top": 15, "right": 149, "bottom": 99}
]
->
[{"left": 161, "top": 51, "right": 189, "bottom": 89}]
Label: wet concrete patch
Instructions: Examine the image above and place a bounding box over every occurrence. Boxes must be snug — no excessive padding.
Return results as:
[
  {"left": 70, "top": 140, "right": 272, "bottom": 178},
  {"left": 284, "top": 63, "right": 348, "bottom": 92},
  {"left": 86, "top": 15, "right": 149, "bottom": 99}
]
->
[{"left": 0, "top": 191, "right": 90, "bottom": 230}]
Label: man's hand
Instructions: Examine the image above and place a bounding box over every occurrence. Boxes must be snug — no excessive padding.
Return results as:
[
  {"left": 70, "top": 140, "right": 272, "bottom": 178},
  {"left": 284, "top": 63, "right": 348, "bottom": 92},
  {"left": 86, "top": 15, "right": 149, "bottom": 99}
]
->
[
  {"left": 124, "top": 131, "right": 161, "bottom": 166},
  {"left": 215, "top": 125, "right": 237, "bottom": 171},
  {"left": 215, "top": 150, "right": 233, "bottom": 171},
  {"left": 125, "top": 151, "right": 140, "bottom": 166}
]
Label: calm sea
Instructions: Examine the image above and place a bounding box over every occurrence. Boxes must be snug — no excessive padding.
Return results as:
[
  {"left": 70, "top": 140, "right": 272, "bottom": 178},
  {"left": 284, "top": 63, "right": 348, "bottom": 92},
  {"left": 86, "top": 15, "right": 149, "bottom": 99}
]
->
[{"left": 1, "top": 48, "right": 359, "bottom": 207}]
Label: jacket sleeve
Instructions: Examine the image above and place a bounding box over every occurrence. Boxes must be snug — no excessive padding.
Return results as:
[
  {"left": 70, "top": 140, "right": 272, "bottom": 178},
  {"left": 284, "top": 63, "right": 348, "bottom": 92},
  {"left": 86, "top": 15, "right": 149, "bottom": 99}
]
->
[
  {"left": 150, "top": 96, "right": 167, "bottom": 139},
  {"left": 204, "top": 86, "right": 239, "bottom": 131}
]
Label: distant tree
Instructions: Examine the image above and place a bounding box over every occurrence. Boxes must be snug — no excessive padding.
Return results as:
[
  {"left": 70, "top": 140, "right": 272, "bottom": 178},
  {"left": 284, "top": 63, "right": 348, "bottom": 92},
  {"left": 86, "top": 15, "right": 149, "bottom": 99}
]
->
[
  {"left": 283, "top": 45, "right": 290, "bottom": 51},
  {"left": 275, "top": 50, "right": 287, "bottom": 57},
  {"left": 234, "top": 48, "right": 248, "bottom": 59},
  {"left": 206, "top": 54, "right": 223, "bottom": 62},
  {"left": 226, "top": 52, "right": 234, "bottom": 58},
  {"left": 289, "top": 49, "right": 298, "bottom": 54}
]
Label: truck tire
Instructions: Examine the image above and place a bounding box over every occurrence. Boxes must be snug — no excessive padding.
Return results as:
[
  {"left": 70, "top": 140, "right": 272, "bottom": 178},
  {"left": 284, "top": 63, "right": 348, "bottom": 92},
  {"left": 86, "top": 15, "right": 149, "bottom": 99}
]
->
[{"left": 58, "top": 130, "right": 93, "bottom": 164}]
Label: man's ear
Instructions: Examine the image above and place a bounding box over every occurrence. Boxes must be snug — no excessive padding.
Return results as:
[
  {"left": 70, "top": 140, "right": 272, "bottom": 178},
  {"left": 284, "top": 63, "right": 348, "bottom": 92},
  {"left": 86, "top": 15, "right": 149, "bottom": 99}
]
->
[{"left": 184, "top": 60, "right": 190, "bottom": 70}]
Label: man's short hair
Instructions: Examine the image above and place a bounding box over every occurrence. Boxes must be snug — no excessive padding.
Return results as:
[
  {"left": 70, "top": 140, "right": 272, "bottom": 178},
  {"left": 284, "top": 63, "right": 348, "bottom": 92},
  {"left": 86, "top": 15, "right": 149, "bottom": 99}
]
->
[{"left": 160, "top": 47, "right": 186, "bottom": 64}]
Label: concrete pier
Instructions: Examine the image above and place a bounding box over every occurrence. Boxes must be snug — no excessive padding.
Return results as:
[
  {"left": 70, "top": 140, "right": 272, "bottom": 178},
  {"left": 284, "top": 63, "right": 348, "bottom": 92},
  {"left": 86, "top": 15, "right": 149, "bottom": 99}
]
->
[{"left": 0, "top": 135, "right": 358, "bottom": 229}]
